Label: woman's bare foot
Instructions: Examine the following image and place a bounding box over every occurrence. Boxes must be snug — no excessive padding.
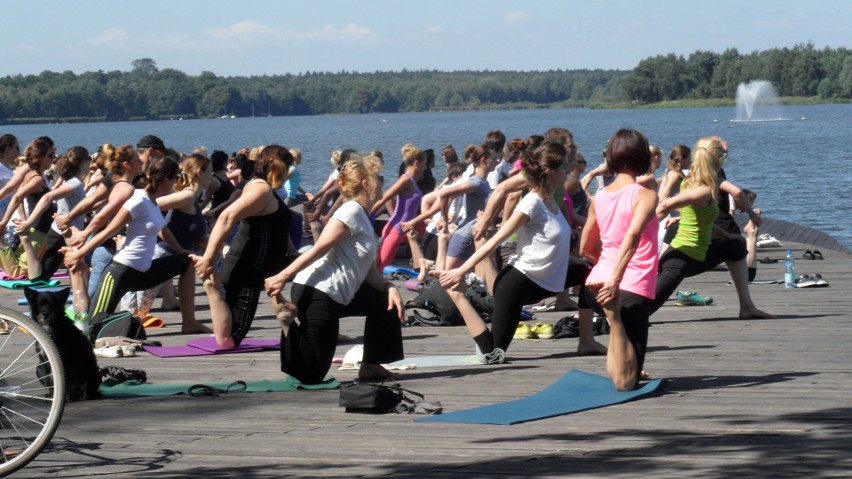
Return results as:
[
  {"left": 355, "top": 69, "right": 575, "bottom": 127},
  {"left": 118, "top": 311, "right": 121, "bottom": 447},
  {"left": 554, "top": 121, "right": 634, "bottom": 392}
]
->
[
  {"left": 417, "top": 259, "right": 434, "bottom": 282},
  {"left": 577, "top": 339, "right": 608, "bottom": 356},
  {"left": 181, "top": 321, "right": 213, "bottom": 334},
  {"left": 739, "top": 308, "right": 774, "bottom": 319},
  {"left": 271, "top": 293, "right": 298, "bottom": 336},
  {"left": 358, "top": 362, "right": 400, "bottom": 381}
]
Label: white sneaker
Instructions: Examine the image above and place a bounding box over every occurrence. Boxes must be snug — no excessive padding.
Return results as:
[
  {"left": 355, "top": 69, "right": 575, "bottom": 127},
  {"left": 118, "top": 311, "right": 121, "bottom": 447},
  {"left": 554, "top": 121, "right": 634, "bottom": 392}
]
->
[
  {"left": 474, "top": 345, "right": 506, "bottom": 364},
  {"left": 94, "top": 345, "right": 123, "bottom": 358},
  {"left": 120, "top": 345, "right": 137, "bottom": 357}
]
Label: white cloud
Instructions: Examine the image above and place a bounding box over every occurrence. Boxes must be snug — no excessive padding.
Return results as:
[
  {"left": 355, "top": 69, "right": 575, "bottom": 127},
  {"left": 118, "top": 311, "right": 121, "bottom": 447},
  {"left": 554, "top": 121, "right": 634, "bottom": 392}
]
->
[
  {"left": 86, "top": 28, "right": 131, "bottom": 47},
  {"left": 505, "top": 11, "right": 529, "bottom": 24},
  {"left": 207, "top": 20, "right": 283, "bottom": 42},
  {"left": 427, "top": 25, "right": 443, "bottom": 34},
  {"left": 295, "top": 23, "right": 375, "bottom": 43}
]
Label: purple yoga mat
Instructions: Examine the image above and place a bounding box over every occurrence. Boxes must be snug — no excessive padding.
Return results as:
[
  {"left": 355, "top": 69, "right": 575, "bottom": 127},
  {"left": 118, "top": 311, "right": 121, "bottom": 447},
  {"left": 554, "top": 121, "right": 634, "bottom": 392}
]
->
[{"left": 144, "top": 337, "right": 280, "bottom": 358}]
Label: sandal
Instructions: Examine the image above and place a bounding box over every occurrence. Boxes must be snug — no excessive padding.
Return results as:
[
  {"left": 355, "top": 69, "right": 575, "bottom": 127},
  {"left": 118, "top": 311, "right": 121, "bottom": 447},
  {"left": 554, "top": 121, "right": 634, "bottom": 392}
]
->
[
  {"left": 812, "top": 250, "right": 824, "bottom": 260},
  {"left": 802, "top": 251, "right": 814, "bottom": 260},
  {"left": 758, "top": 257, "right": 778, "bottom": 264}
]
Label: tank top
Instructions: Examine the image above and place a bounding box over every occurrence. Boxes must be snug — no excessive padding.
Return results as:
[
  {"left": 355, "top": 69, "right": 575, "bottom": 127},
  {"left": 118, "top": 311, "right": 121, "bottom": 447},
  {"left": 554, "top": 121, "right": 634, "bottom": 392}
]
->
[
  {"left": 222, "top": 187, "right": 292, "bottom": 279},
  {"left": 388, "top": 174, "right": 423, "bottom": 233},
  {"left": 210, "top": 171, "right": 235, "bottom": 209},
  {"left": 568, "top": 187, "right": 589, "bottom": 218},
  {"left": 23, "top": 173, "right": 55, "bottom": 234},
  {"left": 585, "top": 183, "right": 659, "bottom": 299},
  {"left": 168, "top": 197, "right": 207, "bottom": 250},
  {"left": 670, "top": 200, "right": 719, "bottom": 262}
]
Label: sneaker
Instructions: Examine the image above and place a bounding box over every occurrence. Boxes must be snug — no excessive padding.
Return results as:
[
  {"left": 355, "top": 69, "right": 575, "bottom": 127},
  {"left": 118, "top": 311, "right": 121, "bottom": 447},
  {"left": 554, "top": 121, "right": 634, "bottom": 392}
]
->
[
  {"left": 514, "top": 322, "right": 532, "bottom": 340},
  {"left": 530, "top": 323, "right": 554, "bottom": 339},
  {"left": 94, "top": 345, "right": 123, "bottom": 358},
  {"left": 676, "top": 290, "right": 713, "bottom": 306},
  {"left": 475, "top": 345, "right": 506, "bottom": 364},
  {"left": 120, "top": 344, "right": 137, "bottom": 357}
]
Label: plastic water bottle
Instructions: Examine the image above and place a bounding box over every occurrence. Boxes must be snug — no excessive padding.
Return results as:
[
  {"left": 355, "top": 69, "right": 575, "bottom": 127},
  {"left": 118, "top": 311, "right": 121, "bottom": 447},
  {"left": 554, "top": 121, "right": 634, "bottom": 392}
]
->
[
  {"left": 784, "top": 250, "right": 796, "bottom": 289},
  {"left": 74, "top": 290, "right": 90, "bottom": 337}
]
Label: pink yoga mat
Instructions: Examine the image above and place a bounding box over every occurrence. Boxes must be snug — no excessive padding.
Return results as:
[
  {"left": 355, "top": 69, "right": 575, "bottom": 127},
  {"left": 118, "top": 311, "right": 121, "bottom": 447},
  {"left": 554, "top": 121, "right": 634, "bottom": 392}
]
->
[{"left": 144, "top": 337, "right": 280, "bottom": 358}]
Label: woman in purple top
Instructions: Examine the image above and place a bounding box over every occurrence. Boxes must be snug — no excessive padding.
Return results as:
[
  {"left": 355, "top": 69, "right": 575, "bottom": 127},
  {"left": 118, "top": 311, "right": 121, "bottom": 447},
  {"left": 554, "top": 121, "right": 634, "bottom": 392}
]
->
[{"left": 370, "top": 144, "right": 426, "bottom": 271}]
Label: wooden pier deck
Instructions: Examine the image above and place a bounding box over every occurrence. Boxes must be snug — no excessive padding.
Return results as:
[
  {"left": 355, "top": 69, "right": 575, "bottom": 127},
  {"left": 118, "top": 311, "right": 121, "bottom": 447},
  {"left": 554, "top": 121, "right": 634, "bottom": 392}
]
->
[{"left": 8, "top": 239, "right": 852, "bottom": 478}]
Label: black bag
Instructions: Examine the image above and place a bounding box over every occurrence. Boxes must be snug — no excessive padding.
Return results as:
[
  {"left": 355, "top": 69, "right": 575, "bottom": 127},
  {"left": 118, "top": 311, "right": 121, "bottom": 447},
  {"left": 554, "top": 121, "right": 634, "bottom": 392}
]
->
[
  {"left": 89, "top": 311, "right": 147, "bottom": 343},
  {"left": 404, "top": 276, "right": 494, "bottom": 326},
  {"left": 339, "top": 380, "right": 438, "bottom": 414}
]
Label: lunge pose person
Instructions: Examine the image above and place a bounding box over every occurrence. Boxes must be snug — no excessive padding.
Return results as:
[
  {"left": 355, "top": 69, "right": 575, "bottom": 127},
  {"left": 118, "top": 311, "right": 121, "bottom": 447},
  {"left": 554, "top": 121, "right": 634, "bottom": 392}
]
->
[
  {"left": 264, "top": 157, "right": 405, "bottom": 384},
  {"left": 193, "top": 145, "right": 297, "bottom": 348},
  {"left": 579, "top": 128, "right": 660, "bottom": 391},
  {"left": 653, "top": 136, "right": 772, "bottom": 320},
  {"left": 436, "top": 141, "right": 573, "bottom": 363}
]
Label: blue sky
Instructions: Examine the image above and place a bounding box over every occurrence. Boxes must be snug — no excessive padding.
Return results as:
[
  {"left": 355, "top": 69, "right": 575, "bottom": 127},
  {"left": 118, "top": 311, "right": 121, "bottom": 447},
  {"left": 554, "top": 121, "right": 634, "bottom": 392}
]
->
[{"left": 3, "top": 0, "right": 849, "bottom": 77}]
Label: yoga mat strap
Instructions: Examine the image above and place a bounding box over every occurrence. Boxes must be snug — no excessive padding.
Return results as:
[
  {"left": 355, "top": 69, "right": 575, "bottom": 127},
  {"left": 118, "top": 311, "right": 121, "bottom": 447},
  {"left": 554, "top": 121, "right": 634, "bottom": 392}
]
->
[{"left": 188, "top": 380, "right": 248, "bottom": 397}]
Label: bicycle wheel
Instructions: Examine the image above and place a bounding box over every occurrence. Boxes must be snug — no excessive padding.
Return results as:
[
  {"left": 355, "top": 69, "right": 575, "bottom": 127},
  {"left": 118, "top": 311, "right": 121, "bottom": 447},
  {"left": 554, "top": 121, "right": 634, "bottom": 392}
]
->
[{"left": 0, "top": 306, "right": 65, "bottom": 477}]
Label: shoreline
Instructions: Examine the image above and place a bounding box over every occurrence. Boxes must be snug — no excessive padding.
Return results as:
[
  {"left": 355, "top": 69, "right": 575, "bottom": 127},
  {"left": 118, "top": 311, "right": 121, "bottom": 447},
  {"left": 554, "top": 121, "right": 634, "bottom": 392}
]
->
[{"left": 3, "top": 97, "right": 849, "bottom": 126}]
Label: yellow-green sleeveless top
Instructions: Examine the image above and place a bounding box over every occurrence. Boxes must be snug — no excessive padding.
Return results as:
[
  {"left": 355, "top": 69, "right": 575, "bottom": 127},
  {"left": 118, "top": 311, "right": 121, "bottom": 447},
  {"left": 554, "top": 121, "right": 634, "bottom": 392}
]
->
[{"left": 670, "top": 202, "right": 718, "bottom": 261}]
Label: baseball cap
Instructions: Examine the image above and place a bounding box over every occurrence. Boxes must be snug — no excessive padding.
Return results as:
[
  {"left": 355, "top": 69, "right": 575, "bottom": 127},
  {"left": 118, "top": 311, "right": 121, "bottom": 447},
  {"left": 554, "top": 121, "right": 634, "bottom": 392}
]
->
[{"left": 137, "top": 135, "right": 166, "bottom": 150}]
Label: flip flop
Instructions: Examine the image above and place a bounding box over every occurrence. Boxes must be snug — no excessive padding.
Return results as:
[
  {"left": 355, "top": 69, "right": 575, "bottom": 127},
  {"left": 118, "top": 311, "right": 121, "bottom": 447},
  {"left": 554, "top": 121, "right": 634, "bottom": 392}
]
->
[
  {"left": 758, "top": 257, "right": 778, "bottom": 264},
  {"left": 142, "top": 315, "right": 165, "bottom": 328},
  {"left": 812, "top": 250, "right": 824, "bottom": 260},
  {"left": 802, "top": 251, "right": 814, "bottom": 260}
]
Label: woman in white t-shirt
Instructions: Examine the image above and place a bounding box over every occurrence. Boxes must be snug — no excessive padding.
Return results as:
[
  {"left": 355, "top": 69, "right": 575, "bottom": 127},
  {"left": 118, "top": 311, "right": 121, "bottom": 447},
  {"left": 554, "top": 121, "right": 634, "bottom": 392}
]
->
[
  {"left": 64, "top": 156, "right": 211, "bottom": 334},
  {"left": 435, "top": 142, "right": 572, "bottom": 363},
  {"left": 264, "top": 157, "right": 405, "bottom": 385}
]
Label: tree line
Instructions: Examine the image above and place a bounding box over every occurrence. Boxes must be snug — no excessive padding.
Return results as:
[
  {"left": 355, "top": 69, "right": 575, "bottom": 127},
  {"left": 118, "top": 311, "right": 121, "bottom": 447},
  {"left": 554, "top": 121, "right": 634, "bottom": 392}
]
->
[
  {"left": 622, "top": 42, "right": 852, "bottom": 103},
  {"left": 1, "top": 43, "right": 849, "bottom": 123}
]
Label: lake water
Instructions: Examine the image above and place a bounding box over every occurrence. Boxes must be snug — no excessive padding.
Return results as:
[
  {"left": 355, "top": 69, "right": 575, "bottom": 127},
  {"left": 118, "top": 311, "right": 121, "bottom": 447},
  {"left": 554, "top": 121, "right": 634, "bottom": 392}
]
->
[{"left": 4, "top": 104, "right": 851, "bottom": 248}]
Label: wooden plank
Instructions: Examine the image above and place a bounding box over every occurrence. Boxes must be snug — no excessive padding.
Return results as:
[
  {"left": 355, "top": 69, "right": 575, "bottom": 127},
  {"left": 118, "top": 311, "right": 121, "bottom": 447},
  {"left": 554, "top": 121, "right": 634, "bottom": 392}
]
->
[{"left": 6, "top": 239, "right": 852, "bottom": 478}]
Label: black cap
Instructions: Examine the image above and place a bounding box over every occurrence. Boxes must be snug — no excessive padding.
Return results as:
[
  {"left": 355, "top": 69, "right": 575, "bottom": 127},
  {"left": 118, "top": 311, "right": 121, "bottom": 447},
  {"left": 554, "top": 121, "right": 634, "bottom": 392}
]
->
[{"left": 137, "top": 135, "right": 165, "bottom": 150}]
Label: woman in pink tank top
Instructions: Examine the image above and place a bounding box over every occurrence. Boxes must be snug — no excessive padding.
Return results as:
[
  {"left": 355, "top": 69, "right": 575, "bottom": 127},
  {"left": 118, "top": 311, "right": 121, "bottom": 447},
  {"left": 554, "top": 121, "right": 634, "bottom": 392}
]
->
[{"left": 579, "top": 128, "right": 659, "bottom": 391}]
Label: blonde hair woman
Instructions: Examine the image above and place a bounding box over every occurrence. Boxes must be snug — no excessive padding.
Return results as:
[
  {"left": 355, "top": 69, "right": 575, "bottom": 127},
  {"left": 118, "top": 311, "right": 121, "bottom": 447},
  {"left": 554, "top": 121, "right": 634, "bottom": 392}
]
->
[
  {"left": 654, "top": 137, "right": 772, "bottom": 320},
  {"left": 264, "top": 157, "right": 405, "bottom": 384}
]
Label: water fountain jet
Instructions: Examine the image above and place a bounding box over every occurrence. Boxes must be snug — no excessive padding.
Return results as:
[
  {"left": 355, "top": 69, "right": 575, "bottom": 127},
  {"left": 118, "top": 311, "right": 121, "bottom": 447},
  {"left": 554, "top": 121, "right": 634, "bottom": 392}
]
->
[{"left": 734, "top": 80, "right": 785, "bottom": 121}]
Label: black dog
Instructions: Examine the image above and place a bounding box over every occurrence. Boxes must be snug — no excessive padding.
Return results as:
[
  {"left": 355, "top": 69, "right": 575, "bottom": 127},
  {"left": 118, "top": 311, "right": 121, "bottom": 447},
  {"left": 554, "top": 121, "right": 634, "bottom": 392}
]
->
[{"left": 24, "top": 287, "right": 101, "bottom": 401}]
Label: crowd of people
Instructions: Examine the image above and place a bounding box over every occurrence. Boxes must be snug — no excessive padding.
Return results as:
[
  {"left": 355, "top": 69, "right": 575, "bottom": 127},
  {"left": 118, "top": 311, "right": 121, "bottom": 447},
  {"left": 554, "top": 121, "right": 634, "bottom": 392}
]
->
[{"left": 0, "top": 126, "right": 772, "bottom": 390}]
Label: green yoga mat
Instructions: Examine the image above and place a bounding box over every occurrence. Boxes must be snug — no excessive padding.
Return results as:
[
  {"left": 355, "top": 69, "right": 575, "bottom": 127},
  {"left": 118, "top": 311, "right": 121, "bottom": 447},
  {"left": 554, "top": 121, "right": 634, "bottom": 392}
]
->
[
  {"left": 417, "top": 369, "right": 665, "bottom": 425},
  {"left": 0, "top": 278, "right": 61, "bottom": 290},
  {"left": 100, "top": 376, "right": 339, "bottom": 397}
]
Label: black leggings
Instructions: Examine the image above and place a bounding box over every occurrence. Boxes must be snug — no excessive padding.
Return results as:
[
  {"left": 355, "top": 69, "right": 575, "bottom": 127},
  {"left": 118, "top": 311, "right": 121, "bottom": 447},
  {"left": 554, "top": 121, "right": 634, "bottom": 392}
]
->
[
  {"left": 89, "top": 255, "right": 190, "bottom": 317},
  {"left": 488, "top": 266, "right": 554, "bottom": 352},
  {"left": 579, "top": 287, "right": 650, "bottom": 377},
  {"left": 33, "top": 229, "right": 66, "bottom": 282},
  {"left": 222, "top": 258, "right": 296, "bottom": 346},
  {"left": 650, "top": 238, "right": 747, "bottom": 314},
  {"left": 281, "top": 282, "right": 404, "bottom": 384}
]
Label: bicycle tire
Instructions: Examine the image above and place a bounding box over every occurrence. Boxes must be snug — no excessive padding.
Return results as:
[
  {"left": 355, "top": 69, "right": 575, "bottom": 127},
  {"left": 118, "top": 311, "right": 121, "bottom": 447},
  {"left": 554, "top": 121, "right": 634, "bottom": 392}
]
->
[{"left": 0, "top": 306, "right": 66, "bottom": 477}]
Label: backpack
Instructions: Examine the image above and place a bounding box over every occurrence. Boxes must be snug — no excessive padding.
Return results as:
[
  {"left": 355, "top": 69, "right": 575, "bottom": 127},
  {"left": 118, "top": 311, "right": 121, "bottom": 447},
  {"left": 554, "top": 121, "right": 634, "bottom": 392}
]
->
[
  {"left": 404, "top": 276, "right": 493, "bottom": 326},
  {"left": 89, "top": 311, "right": 147, "bottom": 343}
]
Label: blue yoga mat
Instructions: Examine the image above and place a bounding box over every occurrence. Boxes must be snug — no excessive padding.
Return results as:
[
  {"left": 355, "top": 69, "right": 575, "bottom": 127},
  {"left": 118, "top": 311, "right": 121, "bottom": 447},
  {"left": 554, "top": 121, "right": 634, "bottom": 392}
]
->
[
  {"left": 382, "top": 265, "right": 418, "bottom": 278},
  {"left": 417, "top": 369, "right": 665, "bottom": 425}
]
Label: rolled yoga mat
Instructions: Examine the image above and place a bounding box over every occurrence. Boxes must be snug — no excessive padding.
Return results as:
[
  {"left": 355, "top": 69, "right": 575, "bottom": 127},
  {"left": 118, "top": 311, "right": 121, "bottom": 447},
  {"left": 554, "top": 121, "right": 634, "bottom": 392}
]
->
[{"left": 417, "top": 369, "right": 665, "bottom": 425}]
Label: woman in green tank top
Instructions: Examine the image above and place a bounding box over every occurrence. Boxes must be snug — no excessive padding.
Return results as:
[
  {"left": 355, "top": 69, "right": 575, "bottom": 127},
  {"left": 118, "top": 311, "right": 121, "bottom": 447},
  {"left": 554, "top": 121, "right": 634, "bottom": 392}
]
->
[{"left": 652, "top": 137, "right": 772, "bottom": 320}]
